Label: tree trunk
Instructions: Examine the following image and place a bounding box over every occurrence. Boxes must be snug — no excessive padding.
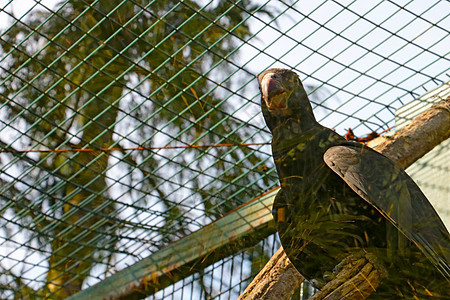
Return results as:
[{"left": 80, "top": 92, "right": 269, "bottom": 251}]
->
[
  {"left": 45, "top": 84, "right": 121, "bottom": 298},
  {"left": 239, "top": 98, "right": 450, "bottom": 300}
]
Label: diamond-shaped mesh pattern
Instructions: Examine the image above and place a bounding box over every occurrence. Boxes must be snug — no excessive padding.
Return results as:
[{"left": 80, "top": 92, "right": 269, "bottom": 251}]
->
[{"left": 0, "top": 0, "right": 449, "bottom": 299}]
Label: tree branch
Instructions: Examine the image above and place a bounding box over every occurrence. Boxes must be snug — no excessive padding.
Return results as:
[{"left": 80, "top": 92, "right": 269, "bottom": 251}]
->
[
  {"left": 239, "top": 97, "right": 450, "bottom": 300},
  {"left": 367, "top": 97, "right": 450, "bottom": 169}
]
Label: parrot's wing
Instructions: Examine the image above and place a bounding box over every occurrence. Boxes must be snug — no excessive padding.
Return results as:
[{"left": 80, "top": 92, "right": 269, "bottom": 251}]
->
[{"left": 324, "top": 144, "right": 450, "bottom": 279}]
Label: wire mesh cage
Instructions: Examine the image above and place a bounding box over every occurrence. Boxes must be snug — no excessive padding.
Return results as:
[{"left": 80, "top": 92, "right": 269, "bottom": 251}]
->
[{"left": 0, "top": 0, "right": 449, "bottom": 299}]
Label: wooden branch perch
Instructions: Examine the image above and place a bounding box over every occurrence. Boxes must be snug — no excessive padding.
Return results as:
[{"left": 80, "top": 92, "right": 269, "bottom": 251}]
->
[
  {"left": 367, "top": 97, "right": 450, "bottom": 169},
  {"left": 239, "top": 97, "right": 450, "bottom": 300},
  {"left": 69, "top": 191, "right": 277, "bottom": 300}
]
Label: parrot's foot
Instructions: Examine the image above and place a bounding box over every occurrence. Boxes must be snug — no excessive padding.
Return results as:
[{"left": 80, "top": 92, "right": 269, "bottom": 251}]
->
[{"left": 309, "top": 252, "right": 384, "bottom": 299}]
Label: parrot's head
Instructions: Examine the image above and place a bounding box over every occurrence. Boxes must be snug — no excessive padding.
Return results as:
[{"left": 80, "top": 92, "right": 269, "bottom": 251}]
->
[{"left": 258, "top": 68, "right": 315, "bottom": 132}]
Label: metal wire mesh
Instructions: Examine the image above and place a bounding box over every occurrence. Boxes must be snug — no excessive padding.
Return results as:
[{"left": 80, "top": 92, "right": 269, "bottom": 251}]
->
[
  {"left": 147, "top": 234, "right": 281, "bottom": 300},
  {"left": 0, "top": 0, "right": 449, "bottom": 299}
]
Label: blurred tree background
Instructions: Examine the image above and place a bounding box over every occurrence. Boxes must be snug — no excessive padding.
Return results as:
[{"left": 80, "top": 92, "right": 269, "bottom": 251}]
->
[
  {"left": 1, "top": 0, "right": 449, "bottom": 299},
  {"left": 0, "top": 0, "right": 274, "bottom": 298}
]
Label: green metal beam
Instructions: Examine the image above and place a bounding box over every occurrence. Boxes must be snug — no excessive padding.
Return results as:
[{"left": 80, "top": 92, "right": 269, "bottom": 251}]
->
[{"left": 68, "top": 188, "right": 278, "bottom": 300}]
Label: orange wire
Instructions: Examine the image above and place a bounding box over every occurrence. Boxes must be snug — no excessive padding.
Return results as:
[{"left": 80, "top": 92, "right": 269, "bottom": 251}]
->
[
  {"left": 0, "top": 127, "right": 392, "bottom": 154},
  {"left": 0, "top": 142, "right": 270, "bottom": 154}
]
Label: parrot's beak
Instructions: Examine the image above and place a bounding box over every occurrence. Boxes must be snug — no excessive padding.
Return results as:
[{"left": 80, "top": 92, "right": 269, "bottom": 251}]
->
[{"left": 261, "top": 73, "right": 289, "bottom": 112}]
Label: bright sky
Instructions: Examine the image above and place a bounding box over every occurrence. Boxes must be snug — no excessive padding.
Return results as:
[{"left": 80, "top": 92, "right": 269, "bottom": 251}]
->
[{"left": 0, "top": 1, "right": 448, "bottom": 295}]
